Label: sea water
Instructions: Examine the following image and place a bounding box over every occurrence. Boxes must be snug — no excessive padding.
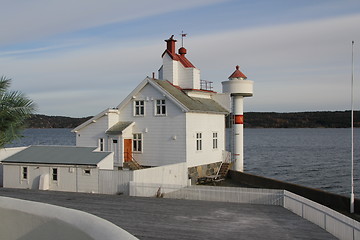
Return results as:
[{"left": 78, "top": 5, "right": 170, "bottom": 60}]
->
[{"left": 5, "top": 128, "right": 360, "bottom": 196}]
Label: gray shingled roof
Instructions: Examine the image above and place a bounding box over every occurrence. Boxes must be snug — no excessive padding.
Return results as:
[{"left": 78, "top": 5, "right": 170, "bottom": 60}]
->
[
  {"left": 1, "top": 146, "right": 111, "bottom": 166},
  {"left": 152, "top": 79, "right": 228, "bottom": 114},
  {"left": 106, "top": 121, "right": 133, "bottom": 135}
]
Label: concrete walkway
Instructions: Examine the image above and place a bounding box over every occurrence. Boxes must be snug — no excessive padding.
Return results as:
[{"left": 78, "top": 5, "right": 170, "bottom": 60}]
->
[{"left": 0, "top": 188, "right": 336, "bottom": 240}]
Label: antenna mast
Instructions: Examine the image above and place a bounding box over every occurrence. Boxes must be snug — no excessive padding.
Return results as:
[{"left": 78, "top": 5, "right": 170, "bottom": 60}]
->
[{"left": 351, "top": 40, "right": 355, "bottom": 213}]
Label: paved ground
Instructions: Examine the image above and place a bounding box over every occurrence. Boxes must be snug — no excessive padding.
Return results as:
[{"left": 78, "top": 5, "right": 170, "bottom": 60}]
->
[{"left": 0, "top": 188, "right": 336, "bottom": 240}]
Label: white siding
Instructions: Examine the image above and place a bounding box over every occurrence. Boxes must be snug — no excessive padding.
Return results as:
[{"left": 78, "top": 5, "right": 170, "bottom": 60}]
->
[
  {"left": 186, "top": 113, "right": 225, "bottom": 167},
  {"left": 76, "top": 167, "right": 99, "bottom": 193},
  {"left": 118, "top": 83, "right": 186, "bottom": 166},
  {"left": 162, "top": 54, "right": 179, "bottom": 85},
  {"left": 76, "top": 112, "right": 119, "bottom": 149},
  {"left": 3, "top": 164, "right": 99, "bottom": 193},
  {"left": 0, "top": 163, "right": 3, "bottom": 187},
  {"left": 178, "top": 65, "right": 200, "bottom": 89},
  {"left": 97, "top": 153, "right": 114, "bottom": 170}
]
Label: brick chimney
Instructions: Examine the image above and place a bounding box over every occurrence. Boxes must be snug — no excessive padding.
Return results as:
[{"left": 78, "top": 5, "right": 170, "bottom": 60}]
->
[{"left": 165, "top": 35, "right": 177, "bottom": 55}]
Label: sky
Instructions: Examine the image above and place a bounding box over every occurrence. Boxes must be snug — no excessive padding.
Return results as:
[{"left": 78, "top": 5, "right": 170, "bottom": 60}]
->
[{"left": 1, "top": 0, "right": 360, "bottom": 117}]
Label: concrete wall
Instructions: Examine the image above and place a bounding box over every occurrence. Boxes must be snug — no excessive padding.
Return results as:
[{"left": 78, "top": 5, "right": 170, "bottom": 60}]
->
[
  {"left": 3, "top": 164, "right": 100, "bottom": 193},
  {"left": 186, "top": 112, "right": 225, "bottom": 167},
  {"left": 0, "top": 196, "right": 137, "bottom": 240}
]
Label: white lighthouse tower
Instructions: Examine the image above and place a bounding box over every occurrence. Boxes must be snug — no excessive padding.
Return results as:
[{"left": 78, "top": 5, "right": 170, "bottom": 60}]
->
[{"left": 222, "top": 65, "right": 254, "bottom": 171}]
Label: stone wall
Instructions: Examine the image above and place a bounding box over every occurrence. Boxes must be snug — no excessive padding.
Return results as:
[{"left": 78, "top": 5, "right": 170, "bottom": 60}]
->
[{"left": 188, "top": 161, "right": 222, "bottom": 184}]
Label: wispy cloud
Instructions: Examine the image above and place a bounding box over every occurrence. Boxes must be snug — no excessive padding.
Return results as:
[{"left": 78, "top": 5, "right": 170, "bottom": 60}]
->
[{"left": 1, "top": 1, "right": 359, "bottom": 116}]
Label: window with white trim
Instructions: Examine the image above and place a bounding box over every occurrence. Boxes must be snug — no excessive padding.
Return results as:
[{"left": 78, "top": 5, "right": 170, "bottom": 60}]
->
[
  {"left": 99, "top": 138, "right": 104, "bottom": 151},
  {"left": 134, "top": 100, "right": 145, "bottom": 116},
  {"left": 155, "top": 99, "right": 166, "bottom": 116},
  {"left": 213, "top": 132, "right": 218, "bottom": 149},
  {"left": 84, "top": 169, "right": 91, "bottom": 175},
  {"left": 52, "top": 168, "right": 58, "bottom": 182},
  {"left": 196, "top": 132, "right": 202, "bottom": 151},
  {"left": 22, "top": 166, "right": 28, "bottom": 180},
  {"left": 133, "top": 133, "right": 142, "bottom": 152}
]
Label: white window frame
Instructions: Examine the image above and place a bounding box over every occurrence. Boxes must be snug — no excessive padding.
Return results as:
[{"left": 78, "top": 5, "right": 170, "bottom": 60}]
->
[
  {"left": 21, "top": 166, "right": 28, "bottom": 180},
  {"left": 99, "top": 138, "right": 104, "bottom": 151},
  {"left": 134, "top": 100, "right": 145, "bottom": 116},
  {"left": 133, "top": 133, "right": 143, "bottom": 153},
  {"left": 155, "top": 99, "right": 166, "bottom": 116},
  {"left": 196, "top": 132, "right": 202, "bottom": 151},
  {"left": 83, "top": 169, "right": 91, "bottom": 176},
  {"left": 51, "top": 168, "right": 58, "bottom": 182},
  {"left": 213, "top": 132, "right": 218, "bottom": 149}
]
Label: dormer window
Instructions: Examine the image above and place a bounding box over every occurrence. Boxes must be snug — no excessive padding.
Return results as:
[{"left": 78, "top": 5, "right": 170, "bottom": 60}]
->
[
  {"left": 155, "top": 99, "right": 166, "bottom": 116},
  {"left": 134, "top": 100, "right": 145, "bottom": 116}
]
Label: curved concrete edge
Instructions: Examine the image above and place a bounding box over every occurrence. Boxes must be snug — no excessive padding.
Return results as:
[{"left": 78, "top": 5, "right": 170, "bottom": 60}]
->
[{"left": 0, "top": 196, "right": 138, "bottom": 240}]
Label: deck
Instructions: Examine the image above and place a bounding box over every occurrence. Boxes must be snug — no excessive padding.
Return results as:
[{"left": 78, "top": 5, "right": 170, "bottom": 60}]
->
[{"left": 0, "top": 188, "right": 336, "bottom": 240}]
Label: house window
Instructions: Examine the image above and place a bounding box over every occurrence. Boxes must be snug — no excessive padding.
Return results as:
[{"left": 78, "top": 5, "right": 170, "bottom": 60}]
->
[
  {"left": 155, "top": 99, "right": 166, "bottom": 115},
  {"left": 213, "top": 132, "right": 218, "bottom": 149},
  {"left": 134, "top": 100, "right": 145, "bottom": 116},
  {"left": 52, "top": 168, "right": 58, "bottom": 182},
  {"left": 99, "top": 138, "right": 104, "bottom": 151},
  {"left": 196, "top": 133, "right": 202, "bottom": 151},
  {"left": 133, "top": 133, "right": 142, "bottom": 152},
  {"left": 84, "top": 169, "right": 91, "bottom": 175},
  {"left": 22, "top": 167, "right": 28, "bottom": 180}
]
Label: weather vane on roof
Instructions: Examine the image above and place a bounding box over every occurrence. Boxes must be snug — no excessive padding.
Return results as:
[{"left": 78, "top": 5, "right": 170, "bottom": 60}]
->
[{"left": 180, "top": 31, "right": 187, "bottom": 47}]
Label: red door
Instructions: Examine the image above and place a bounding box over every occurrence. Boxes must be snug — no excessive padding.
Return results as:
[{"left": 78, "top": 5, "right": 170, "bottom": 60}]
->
[{"left": 124, "top": 139, "right": 132, "bottom": 162}]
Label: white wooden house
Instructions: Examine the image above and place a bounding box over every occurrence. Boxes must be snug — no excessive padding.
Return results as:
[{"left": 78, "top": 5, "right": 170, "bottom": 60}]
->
[
  {"left": 73, "top": 35, "right": 234, "bottom": 178},
  {"left": 2, "top": 145, "right": 113, "bottom": 192}
]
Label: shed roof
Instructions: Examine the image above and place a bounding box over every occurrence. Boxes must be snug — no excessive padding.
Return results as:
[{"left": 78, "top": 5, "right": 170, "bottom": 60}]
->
[
  {"left": 152, "top": 79, "right": 228, "bottom": 114},
  {"left": 105, "top": 121, "right": 133, "bottom": 135},
  {"left": 1, "top": 146, "right": 111, "bottom": 166}
]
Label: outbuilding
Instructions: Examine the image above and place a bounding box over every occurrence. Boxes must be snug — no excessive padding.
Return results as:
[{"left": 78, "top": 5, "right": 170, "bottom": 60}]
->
[{"left": 1, "top": 145, "right": 113, "bottom": 193}]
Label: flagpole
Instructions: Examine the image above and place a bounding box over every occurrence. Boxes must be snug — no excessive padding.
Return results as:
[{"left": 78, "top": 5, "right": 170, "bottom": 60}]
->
[{"left": 351, "top": 40, "right": 355, "bottom": 213}]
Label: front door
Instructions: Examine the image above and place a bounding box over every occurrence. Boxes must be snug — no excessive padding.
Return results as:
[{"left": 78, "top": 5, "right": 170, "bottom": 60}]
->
[{"left": 124, "top": 139, "right": 132, "bottom": 162}]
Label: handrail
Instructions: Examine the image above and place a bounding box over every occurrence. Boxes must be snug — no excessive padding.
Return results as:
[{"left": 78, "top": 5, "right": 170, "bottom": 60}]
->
[
  {"left": 124, "top": 152, "right": 143, "bottom": 170},
  {"left": 222, "top": 150, "right": 231, "bottom": 163}
]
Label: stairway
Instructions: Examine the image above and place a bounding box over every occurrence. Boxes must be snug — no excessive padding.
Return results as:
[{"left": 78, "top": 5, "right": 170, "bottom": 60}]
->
[{"left": 217, "top": 162, "right": 231, "bottom": 178}]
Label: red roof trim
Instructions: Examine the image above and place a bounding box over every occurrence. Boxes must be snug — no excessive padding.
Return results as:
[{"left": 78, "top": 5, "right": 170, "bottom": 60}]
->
[
  {"left": 162, "top": 50, "right": 195, "bottom": 68},
  {"left": 229, "top": 65, "right": 247, "bottom": 79}
]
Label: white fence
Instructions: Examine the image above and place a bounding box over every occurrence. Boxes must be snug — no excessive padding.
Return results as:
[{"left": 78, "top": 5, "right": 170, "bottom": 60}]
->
[
  {"left": 99, "top": 162, "right": 188, "bottom": 196},
  {"left": 164, "top": 185, "right": 283, "bottom": 205},
  {"left": 130, "top": 162, "right": 189, "bottom": 197},
  {"left": 163, "top": 186, "right": 360, "bottom": 240},
  {"left": 284, "top": 191, "right": 360, "bottom": 240},
  {"left": 98, "top": 170, "right": 133, "bottom": 195},
  {"left": 129, "top": 182, "right": 187, "bottom": 197}
]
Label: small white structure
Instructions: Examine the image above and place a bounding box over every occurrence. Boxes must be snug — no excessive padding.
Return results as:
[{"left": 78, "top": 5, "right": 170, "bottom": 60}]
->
[
  {"left": 2, "top": 146, "right": 113, "bottom": 192},
  {"left": 222, "top": 66, "right": 254, "bottom": 171}
]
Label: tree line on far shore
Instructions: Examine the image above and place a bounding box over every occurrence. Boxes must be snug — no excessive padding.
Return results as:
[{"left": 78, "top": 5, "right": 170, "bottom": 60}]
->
[
  {"left": 26, "top": 111, "right": 360, "bottom": 129},
  {"left": 244, "top": 111, "right": 360, "bottom": 128}
]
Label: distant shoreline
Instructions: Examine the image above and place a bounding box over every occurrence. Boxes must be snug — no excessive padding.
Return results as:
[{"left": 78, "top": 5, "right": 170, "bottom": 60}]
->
[{"left": 27, "top": 111, "right": 360, "bottom": 129}]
